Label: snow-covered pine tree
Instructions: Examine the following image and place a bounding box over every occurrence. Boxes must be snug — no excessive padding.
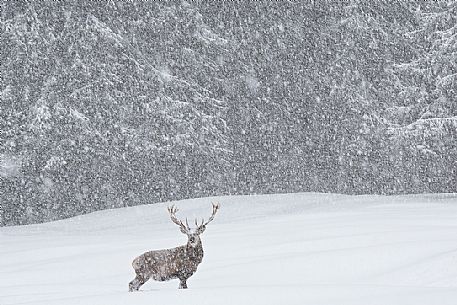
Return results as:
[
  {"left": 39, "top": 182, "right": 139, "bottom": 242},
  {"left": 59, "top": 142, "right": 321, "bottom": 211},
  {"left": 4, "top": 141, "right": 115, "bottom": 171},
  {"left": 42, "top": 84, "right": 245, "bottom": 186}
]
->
[
  {"left": 389, "top": 1, "right": 457, "bottom": 192},
  {"left": 1, "top": 1, "right": 231, "bottom": 224}
]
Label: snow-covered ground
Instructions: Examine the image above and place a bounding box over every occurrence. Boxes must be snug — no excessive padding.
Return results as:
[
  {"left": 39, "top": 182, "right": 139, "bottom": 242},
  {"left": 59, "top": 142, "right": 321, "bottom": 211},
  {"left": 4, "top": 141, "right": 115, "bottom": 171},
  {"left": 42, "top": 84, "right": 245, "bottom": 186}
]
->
[{"left": 1, "top": 193, "right": 457, "bottom": 305}]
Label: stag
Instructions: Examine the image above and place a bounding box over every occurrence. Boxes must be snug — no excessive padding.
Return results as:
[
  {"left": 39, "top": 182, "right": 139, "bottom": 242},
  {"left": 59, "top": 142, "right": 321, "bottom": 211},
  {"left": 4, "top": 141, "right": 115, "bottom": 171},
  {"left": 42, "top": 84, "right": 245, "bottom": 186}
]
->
[{"left": 129, "top": 203, "right": 220, "bottom": 291}]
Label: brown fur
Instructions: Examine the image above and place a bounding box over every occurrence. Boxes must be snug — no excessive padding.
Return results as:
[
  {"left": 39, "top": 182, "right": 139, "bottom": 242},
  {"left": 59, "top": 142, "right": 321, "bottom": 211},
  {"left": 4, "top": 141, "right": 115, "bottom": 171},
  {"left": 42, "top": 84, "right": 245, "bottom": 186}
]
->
[
  {"left": 128, "top": 203, "right": 219, "bottom": 291},
  {"left": 129, "top": 239, "right": 204, "bottom": 290}
]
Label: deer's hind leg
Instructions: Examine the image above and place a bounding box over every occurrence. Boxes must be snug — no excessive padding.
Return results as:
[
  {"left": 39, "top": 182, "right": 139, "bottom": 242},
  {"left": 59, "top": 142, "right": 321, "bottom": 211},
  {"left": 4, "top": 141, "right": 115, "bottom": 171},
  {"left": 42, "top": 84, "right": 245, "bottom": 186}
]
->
[
  {"left": 129, "top": 274, "right": 145, "bottom": 291},
  {"left": 129, "top": 270, "right": 150, "bottom": 292}
]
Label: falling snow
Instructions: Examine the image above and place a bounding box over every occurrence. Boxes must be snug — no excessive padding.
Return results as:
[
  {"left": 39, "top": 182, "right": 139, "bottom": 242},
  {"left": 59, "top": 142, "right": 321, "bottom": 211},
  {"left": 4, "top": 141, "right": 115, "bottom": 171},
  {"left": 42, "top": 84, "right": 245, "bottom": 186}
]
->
[{"left": 1, "top": 2, "right": 456, "bottom": 224}]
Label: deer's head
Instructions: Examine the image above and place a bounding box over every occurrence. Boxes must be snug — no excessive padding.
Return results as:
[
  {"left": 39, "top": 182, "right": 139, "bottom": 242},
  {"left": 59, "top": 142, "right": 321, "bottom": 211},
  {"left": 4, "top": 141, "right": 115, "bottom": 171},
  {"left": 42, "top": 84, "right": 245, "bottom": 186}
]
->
[{"left": 168, "top": 203, "right": 220, "bottom": 248}]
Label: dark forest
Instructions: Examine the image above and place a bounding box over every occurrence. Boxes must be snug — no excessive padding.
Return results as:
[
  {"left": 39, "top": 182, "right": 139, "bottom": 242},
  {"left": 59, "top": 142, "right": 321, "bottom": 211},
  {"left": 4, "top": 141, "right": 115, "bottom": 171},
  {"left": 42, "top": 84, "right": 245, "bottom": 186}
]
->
[{"left": 1, "top": 1, "right": 456, "bottom": 225}]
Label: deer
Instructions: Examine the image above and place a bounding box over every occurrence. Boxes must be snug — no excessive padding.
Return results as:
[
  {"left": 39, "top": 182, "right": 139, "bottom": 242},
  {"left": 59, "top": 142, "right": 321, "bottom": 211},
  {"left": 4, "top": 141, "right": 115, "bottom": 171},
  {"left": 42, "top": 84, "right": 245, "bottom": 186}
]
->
[{"left": 128, "top": 202, "right": 220, "bottom": 291}]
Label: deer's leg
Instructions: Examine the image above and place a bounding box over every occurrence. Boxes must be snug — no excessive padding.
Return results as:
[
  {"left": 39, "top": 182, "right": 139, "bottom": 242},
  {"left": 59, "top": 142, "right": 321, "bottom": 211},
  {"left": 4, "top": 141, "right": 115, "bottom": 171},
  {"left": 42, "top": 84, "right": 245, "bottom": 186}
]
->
[
  {"left": 129, "top": 274, "right": 148, "bottom": 292},
  {"left": 178, "top": 277, "right": 188, "bottom": 289}
]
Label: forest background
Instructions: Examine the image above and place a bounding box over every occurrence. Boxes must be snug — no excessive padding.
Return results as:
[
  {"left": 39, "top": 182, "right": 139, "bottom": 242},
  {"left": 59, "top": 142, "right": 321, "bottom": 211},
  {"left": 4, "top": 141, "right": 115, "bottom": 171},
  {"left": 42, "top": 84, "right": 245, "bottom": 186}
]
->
[{"left": 1, "top": 1, "right": 456, "bottom": 225}]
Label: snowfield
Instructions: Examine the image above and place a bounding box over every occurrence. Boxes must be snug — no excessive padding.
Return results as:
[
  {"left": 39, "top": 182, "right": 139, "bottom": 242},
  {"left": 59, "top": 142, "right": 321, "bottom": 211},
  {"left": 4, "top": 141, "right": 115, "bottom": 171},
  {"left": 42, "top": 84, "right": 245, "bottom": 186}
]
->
[{"left": 1, "top": 193, "right": 457, "bottom": 305}]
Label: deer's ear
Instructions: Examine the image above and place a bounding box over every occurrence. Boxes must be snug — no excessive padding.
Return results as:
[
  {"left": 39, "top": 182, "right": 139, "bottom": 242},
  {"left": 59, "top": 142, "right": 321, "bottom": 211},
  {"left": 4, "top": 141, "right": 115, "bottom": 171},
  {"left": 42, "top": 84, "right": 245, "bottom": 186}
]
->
[{"left": 180, "top": 227, "right": 188, "bottom": 234}]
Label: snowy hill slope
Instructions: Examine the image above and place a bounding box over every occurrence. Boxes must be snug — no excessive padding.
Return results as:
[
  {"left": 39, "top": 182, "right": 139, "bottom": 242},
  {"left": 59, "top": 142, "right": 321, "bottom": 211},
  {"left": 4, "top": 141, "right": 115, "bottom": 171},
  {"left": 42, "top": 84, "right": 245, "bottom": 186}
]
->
[{"left": 1, "top": 193, "right": 457, "bottom": 305}]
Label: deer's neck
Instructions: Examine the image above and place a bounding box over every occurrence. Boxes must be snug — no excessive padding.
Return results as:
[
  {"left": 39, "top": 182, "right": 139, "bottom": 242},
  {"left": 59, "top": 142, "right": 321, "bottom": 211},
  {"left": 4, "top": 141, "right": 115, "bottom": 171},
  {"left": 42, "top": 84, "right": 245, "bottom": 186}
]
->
[{"left": 186, "top": 241, "right": 203, "bottom": 260}]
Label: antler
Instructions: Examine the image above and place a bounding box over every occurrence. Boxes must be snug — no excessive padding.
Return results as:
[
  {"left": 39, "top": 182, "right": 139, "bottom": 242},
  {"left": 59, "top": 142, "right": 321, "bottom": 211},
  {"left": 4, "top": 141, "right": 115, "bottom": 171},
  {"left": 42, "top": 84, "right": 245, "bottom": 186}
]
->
[
  {"left": 196, "top": 202, "right": 220, "bottom": 229},
  {"left": 168, "top": 205, "right": 190, "bottom": 233}
]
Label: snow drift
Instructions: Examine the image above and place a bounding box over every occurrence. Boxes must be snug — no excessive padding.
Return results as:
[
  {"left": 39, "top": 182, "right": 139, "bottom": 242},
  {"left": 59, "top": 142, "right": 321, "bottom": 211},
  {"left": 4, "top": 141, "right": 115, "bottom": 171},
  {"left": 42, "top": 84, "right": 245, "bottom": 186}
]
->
[{"left": 1, "top": 193, "right": 457, "bottom": 305}]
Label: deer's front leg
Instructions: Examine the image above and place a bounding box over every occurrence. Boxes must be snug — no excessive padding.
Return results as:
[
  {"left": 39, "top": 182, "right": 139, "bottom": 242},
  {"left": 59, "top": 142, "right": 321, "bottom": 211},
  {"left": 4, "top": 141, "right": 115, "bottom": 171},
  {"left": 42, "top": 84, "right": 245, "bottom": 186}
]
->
[{"left": 178, "top": 278, "right": 188, "bottom": 289}]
